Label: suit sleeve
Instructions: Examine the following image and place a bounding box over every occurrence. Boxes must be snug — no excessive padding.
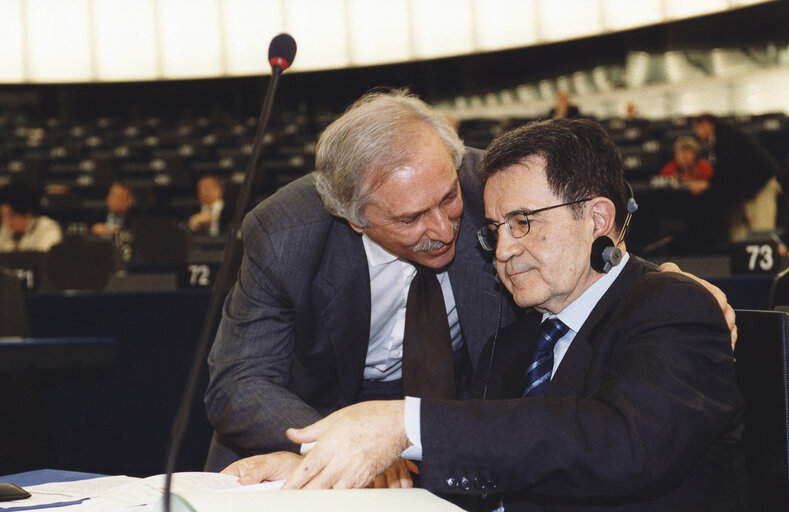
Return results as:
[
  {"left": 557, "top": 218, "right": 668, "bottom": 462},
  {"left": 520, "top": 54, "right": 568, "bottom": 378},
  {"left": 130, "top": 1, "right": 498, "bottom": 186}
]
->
[
  {"left": 204, "top": 209, "right": 322, "bottom": 455},
  {"left": 419, "top": 276, "right": 738, "bottom": 498}
]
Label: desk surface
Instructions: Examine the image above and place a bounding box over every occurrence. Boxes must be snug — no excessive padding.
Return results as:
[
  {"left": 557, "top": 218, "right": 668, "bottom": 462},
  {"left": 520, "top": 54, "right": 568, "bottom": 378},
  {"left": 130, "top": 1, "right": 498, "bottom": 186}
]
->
[
  {"left": 0, "top": 469, "right": 103, "bottom": 486},
  {"left": 0, "top": 337, "right": 116, "bottom": 371}
]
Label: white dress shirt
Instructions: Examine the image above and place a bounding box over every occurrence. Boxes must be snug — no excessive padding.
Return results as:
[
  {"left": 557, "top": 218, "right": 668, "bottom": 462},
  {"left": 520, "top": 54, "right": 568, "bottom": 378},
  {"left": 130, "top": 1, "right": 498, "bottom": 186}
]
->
[
  {"left": 203, "top": 199, "right": 224, "bottom": 236},
  {"left": 362, "top": 233, "right": 463, "bottom": 382},
  {"left": 0, "top": 216, "right": 63, "bottom": 253}
]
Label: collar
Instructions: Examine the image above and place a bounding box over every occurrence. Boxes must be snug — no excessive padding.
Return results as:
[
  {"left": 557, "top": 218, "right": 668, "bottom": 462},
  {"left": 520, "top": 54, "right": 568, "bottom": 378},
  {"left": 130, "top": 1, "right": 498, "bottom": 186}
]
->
[
  {"left": 547, "top": 252, "right": 631, "bottom": 333},
  {"left": 361, "top": 232, "right": 401, "bottom": 267}
]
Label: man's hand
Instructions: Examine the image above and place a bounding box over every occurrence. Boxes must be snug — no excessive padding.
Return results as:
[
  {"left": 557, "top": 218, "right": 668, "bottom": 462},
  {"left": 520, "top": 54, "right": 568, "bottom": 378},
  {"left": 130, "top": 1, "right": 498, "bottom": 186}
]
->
[
  {"left": 282, "top": 400, "right": 409, "bottom": 489},
  {"left": 188, "top": 211, "right": 213, "bottom": 231},
  {"left": 221, "top": 451, "right": 302, "bottom": 485},
  {"left": 369, "top": 459, "right": 418, "bottom": 488},
  {"left": 659, "top": 262, "right": 737, "bottom": 349}
]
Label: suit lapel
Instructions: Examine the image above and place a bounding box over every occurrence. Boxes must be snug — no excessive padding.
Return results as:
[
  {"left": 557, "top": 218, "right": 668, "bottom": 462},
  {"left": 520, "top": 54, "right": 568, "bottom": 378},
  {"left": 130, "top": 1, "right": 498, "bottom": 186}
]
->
[
  {"left": 313, "top": 220, "right": 371, "bottom": 403},
  {"left": 448, "top": 206, "right": 501, "bottom": 369}
]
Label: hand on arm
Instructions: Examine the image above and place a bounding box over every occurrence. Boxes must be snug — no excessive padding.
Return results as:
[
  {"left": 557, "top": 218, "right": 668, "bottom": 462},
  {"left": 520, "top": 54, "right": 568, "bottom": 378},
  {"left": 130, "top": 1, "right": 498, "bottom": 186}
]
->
[
  {"left": 282, "top": 400, "right": 410, "bottom": 489},
  {"left": 658, "top": 262, "right": 736, "bottom": 349}
]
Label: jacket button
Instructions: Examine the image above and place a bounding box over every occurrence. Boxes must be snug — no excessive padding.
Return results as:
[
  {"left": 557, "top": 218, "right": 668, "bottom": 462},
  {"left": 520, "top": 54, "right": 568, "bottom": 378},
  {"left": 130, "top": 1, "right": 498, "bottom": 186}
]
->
[
  {"left": 460, "top": 476, "right": 471, "bottom": 491},
  {"left": 446, "top": 477, "right": 458, "bottom": 489},
  {"left": 486, "top": 477, "right": 498, "bottom": 489},
  {"left": 473, "top": 476, "right": 486, "bottom": 489}
]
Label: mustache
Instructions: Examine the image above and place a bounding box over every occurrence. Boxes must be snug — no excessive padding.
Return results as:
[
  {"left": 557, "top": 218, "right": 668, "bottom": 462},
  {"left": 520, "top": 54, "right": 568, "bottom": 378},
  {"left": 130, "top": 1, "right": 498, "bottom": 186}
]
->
[
  {"left": 412, "top": 219, "right": 460, "bottom": 252},
  {"left": 504, "top": 260, "right": 531, "bottom": 276}
]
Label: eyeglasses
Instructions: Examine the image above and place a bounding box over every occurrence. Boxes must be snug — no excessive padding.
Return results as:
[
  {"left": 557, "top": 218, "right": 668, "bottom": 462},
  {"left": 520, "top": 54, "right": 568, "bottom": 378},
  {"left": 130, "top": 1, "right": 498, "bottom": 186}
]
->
[{"left": 476, "top": 198, "right": 591, "bottom": 252}]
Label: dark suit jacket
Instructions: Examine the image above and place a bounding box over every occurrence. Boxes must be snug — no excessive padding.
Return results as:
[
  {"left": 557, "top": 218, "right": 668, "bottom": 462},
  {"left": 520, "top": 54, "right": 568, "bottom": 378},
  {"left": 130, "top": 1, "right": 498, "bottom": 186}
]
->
[
  {"left": 204, "top": 149, "right": 520, "bottom": 470},
  {"left": 708, "top": 121, "right": 781, "bottom": 205},
  {"left": 420, "top": 258, "right": 746, "bottom": 511}
]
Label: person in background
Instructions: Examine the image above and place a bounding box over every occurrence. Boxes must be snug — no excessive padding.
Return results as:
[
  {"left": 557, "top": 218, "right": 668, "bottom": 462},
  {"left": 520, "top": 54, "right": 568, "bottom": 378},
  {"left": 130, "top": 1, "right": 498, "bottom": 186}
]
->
[
  {"left": 91, "top": 182, "right": 135, "bottom": 238},
  {"left": 658, "top": 136, "right": 713, "bottom": 196},
  {"left": 188, "top": 174, "right": 229, "bottom": 236},
  {"left": 692, "top": 113, "right": 783, "bottom": 242},
  {"left": 624, "top": 100, "right": 639, "bottom": 119},
  {"left": 549, "top": 89, "right": 580, "bottom": 119},
  {"left": 0, "top": 182, "right": 62, "bottom": 252}
]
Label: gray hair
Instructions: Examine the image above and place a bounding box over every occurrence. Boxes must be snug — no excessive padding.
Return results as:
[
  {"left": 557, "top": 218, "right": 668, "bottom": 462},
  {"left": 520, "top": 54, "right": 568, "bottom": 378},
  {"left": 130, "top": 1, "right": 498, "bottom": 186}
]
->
[{"left": 314, "top": 89, "right": 464, "bottom": 227}]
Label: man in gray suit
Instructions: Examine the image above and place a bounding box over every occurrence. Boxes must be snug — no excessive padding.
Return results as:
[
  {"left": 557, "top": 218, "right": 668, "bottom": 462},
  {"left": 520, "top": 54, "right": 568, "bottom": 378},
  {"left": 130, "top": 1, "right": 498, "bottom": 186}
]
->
[
  {"left": 204, "top": 90, "right": 521, "bottom": 480},
  {"left": 206, "top": 90, "right": 735, "bottom": 486}
]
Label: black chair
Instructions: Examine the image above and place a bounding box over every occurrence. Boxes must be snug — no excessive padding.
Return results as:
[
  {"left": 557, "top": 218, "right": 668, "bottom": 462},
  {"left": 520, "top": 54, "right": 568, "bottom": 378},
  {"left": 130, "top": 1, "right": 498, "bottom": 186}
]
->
[
  {"left": 41, "top": 236, "right": 117, "bottom": 291},
  {"left": 128, "top": 217, "right": 188, "bottom": 270},
  {"left": 734, "top": 309, "right": 789, "bottom": 511},
  {"left": 0, "top": 251, "right": 45, "bottom": 291},
  {"left": 0, "top": 267, "right": 30, "bottom": 336},
  {"left": 768, "top": 266, "right": 789, "bottom": 310}
]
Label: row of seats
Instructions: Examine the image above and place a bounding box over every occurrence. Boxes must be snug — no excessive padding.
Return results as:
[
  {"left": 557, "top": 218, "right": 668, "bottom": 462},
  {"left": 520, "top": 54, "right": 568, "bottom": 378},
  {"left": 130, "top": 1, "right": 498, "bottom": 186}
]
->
[
  {"left": 1, "top": 110, "right": 786, "bottom": 240},
  {"left": 459, "top": 112, "right": 789, "bottom": 181}
]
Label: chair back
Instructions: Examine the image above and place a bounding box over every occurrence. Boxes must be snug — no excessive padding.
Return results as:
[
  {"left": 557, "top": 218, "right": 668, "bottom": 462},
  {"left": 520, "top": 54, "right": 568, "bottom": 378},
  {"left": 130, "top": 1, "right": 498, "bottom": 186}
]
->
[
  {"left": 128, "top": 217, "right": 187, "bottom": 270},
  {"left": 734, "top": 309, "right": 789, "bottom": 511},
  {"left": 0, "top": 267, "right": 30, "bottom": 336},
  {"left": 41, "top": 236, "right": 116, "bottom": 291},
  {"left": 768, "top": 266, "right": 789, "bottom": 309}
]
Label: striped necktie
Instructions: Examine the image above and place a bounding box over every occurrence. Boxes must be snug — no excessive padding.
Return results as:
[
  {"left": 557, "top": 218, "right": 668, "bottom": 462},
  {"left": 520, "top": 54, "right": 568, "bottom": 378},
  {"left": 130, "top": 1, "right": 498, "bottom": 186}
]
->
[{"left": 521, "top": 317, "right": 570, "bottom": 397}]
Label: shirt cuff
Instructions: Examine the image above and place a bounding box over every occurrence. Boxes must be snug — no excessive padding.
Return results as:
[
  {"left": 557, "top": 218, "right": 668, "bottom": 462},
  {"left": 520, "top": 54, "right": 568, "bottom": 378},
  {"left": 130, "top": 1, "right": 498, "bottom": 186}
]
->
[{"left": 401, "top": 396, "right": 423, "bottom": 460}]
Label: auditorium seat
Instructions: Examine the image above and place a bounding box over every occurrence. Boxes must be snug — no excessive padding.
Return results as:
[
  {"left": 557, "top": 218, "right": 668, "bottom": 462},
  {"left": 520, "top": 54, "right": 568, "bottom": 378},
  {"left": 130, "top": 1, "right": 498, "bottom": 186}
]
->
[
  {"left": 41, "top": 236, "right": 117, "bottom": 291},
  {"left": 768, "top": 267, "right": 789, "bottom": 311},
  {"left": 734, "top": 309, "right": 789, "bottom": 511},
  {"left": 128, "top": 217, "right": 188, "bottom": 270},
  {"left": 0, "top": 267, "right": 30, "bottom": 336}
]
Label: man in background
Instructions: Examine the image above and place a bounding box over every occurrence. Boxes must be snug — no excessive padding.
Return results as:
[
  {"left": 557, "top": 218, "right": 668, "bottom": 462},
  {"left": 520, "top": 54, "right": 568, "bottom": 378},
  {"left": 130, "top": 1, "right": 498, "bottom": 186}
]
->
[
  {"left": 548, "top": 89, "right": 580, "bottom": 119},
  {"left": 693, "top": 113, "right": 783, "bottom": 241},
  {"left": 90, "top": 182, "right": 135, "bottom": 238},
  {"left": 0, "top": 182, "right": 62, "bottom": 252},
  {"left": 188, "top": 174, "right": 229, "bottom": 236}
]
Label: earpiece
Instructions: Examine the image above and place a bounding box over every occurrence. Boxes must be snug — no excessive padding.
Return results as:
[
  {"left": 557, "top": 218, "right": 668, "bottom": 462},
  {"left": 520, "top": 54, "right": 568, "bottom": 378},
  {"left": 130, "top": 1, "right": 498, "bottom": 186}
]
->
[
  {"left": 591, "top": 236, "right": 622, "bottom": 273},
  {"left": 590, "top": 182, "right": 636, "bottom": 274}
]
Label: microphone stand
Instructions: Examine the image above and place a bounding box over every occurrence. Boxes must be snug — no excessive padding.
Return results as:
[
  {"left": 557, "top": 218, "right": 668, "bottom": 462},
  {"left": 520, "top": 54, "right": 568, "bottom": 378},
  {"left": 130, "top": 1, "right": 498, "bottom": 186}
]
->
[{"left": 162, "top": 66, "right": 286, "bottom": 512}]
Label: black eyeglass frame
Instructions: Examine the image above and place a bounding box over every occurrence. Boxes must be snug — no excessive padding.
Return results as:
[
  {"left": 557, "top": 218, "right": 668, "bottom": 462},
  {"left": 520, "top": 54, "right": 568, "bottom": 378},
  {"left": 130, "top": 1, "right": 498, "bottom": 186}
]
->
[{"left": 477, "top": 197, "right": 592, "bottom": 252}]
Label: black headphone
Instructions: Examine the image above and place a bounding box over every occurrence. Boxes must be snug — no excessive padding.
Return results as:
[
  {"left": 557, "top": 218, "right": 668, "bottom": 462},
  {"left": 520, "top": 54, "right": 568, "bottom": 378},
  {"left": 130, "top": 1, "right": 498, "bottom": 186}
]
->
[{"left": 590, "top": 186, "right": 638, "bottom": 274}]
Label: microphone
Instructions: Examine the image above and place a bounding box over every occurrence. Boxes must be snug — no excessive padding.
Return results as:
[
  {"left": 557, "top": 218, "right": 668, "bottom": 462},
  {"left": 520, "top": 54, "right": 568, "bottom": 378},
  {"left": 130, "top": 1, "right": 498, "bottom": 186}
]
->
[
  {"left": 160, "top": 34, "right": 297, "bottom": 512},
  {"left": 268, "top": 33, "right": 297, "bottom": 72}
]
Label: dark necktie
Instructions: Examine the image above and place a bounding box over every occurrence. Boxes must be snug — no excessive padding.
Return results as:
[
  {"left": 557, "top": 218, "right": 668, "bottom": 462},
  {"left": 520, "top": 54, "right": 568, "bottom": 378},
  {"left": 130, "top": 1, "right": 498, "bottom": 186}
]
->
[
  {"left": 401, "top": 267, "right": 456, "bottom": 399},
  {"left": 521, "top": 317, "right": 570, "bottom": 397}
]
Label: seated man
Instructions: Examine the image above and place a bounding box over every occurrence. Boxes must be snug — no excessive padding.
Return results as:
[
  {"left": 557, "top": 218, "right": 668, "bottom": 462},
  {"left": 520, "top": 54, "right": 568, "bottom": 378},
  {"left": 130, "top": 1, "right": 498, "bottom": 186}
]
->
[
  {"left": 0, "top": 182, "right": 62, "bottom": 252},
  {"left": 90, "top": 182, "right": 136, "bottom": 238},
  {"left": 226, "top": 119, "right": 745, "bottom": 511},
  {"left": 188, "top": 174, "right": 230, "bottom": 236}
]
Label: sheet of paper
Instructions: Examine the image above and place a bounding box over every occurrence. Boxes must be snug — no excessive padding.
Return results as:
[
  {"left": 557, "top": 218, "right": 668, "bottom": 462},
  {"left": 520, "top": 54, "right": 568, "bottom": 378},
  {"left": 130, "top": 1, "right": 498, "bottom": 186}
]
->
[
  {"left": 79, "top": 472, "right": 256, "bottom": 511},
  {"left": 0, "top": 475, "right": 138, "bottom": 510}
]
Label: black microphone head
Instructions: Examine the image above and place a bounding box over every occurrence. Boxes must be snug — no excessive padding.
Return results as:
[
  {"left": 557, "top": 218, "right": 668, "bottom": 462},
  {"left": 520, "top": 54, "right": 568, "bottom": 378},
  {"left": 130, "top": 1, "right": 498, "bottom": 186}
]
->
[{"left": 269, "top": 33, "right": 297, "bottom": 71}]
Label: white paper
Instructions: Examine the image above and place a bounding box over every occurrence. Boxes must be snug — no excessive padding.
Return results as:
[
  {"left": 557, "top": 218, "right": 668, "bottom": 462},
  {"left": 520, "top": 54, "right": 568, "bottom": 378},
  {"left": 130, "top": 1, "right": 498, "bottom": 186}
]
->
[{"left": 0, "top": 472, "right": 283, "bottom": 511}]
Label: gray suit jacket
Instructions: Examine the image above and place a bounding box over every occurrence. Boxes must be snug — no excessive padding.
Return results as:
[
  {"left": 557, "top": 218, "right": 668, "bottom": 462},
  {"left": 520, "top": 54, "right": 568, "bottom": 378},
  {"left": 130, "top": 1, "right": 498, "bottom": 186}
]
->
[{"left": 204, "top": 149, "right": 520, "bottom": 470}]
